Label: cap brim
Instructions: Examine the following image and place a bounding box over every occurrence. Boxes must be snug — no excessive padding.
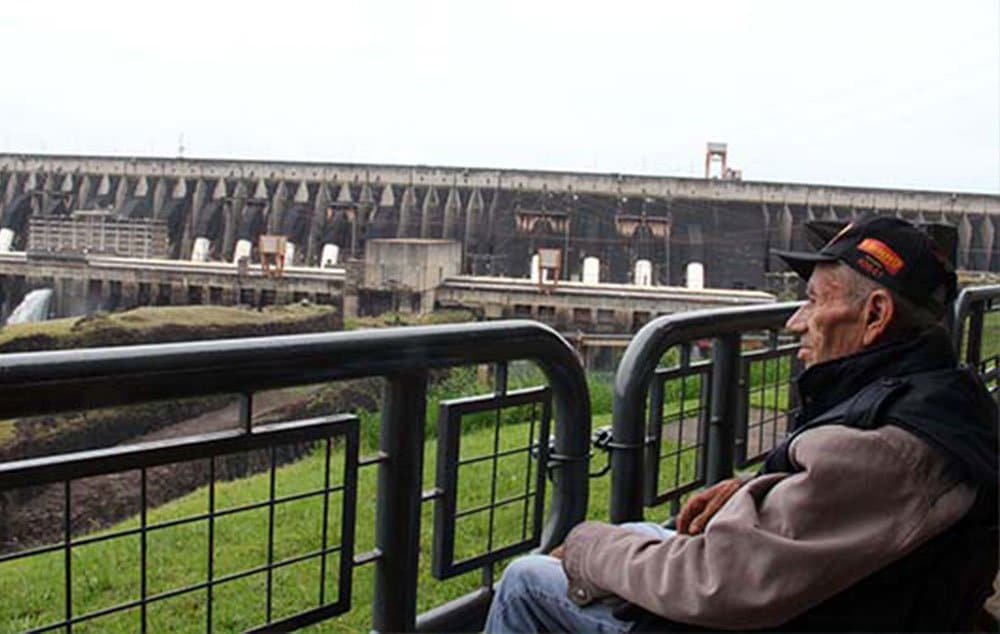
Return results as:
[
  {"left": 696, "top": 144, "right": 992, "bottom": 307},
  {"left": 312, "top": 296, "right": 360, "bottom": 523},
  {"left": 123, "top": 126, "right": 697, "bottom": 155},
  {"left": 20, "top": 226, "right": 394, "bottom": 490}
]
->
[
  {"left": 804, "top": 221, "right": 849, "bottom": 250},
  {"left": 771, "top": 249, "right": 838, "bottom": 281}
]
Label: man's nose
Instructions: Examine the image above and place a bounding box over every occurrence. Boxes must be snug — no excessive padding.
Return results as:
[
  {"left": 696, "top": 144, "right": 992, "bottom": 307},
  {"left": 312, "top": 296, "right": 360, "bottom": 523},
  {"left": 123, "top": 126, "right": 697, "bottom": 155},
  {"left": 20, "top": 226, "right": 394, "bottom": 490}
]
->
[{"left": 785, "top": 306, "right": 806, "bottom": 332}]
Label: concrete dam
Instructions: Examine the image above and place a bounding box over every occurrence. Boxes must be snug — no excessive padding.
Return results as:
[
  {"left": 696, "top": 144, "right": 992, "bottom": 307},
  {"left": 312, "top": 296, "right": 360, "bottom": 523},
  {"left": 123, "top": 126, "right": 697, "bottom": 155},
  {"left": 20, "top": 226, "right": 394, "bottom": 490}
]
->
[{"left": 0, "top": 153, "right": 997, "bottom": 326}]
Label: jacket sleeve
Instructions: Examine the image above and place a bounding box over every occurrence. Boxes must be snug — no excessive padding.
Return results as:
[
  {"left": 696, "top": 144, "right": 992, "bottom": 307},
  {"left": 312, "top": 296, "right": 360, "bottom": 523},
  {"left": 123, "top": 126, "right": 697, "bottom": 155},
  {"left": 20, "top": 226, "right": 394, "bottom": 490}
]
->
[{"left": 561, "top": 425, "right": 976, "bottom": 630}]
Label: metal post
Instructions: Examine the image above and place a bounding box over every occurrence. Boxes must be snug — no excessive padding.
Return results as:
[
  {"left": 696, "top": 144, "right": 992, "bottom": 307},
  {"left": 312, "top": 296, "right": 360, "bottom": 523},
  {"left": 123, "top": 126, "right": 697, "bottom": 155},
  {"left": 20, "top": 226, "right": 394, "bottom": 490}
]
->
[
  {"left": 239, "top": 392, "right": 253, "bottom": 433},
  {"left": 611, "top": 380, "right": 646, "bottom": 523},
  {"left": 966, "top": 302, "right": 985, "bottom": 369},
  {"left": 372, "top": 371, "right": 427, "bottom": 633},
  {"left": 706, "top": 333, "right": 740, "bottom": 484}
]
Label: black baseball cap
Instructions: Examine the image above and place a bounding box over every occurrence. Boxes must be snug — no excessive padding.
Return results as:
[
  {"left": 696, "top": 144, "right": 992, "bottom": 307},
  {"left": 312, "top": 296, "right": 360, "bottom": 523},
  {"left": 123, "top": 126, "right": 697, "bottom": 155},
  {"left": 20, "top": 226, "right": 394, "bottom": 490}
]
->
[{"left": 772, "top": 216, "right": 958, "bottom": 316}]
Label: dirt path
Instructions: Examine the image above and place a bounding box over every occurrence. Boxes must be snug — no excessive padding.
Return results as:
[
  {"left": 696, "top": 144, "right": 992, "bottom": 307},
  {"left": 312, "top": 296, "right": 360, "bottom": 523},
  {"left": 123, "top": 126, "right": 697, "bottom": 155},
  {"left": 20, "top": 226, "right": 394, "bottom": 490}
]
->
[
  {"left": 126, "top": 387, "right": 314, "bottom": 442},
  {"left": 655, "top": 406, "right": 789, "bottom": 460},
  {"left": 0, "top": 387, "right": 323, "bottom": 552}
]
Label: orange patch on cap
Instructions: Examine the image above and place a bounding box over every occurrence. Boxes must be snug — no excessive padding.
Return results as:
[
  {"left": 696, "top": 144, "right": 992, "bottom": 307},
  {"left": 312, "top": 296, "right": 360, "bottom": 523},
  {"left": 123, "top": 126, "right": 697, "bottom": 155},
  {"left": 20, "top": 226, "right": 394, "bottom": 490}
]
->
[{"left": 857, "top": 238, "right": 904, "bottom": 275}]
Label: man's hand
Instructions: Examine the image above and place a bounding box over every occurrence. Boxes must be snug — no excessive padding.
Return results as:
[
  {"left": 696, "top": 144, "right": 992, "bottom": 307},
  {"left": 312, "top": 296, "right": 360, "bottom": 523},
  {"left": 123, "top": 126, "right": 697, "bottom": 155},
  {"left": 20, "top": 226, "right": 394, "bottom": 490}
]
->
[{"left": 675, "top": 477, "right": 742, "bottom": 535}]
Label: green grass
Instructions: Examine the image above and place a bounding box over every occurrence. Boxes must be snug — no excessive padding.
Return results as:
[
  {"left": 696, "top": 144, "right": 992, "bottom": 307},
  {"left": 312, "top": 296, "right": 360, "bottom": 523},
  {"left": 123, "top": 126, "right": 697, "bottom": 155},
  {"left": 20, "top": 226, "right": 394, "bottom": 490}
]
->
[
  {"left": 978, "top": 310, "right": 1000, "bottom": 360},
  {"left": 0, "top": 315, "right": 79, "bottom": 344},
  {"left": 0, "top": 303, "right": 338, "bottom": 351},
  {"left": 1, "top": 407, "right": 676, "bottom": 633},
  {"left": 0, "top": 419, "right": 15, "bottom": 444},
  {"left": 343, "top": 309, "right": 478, "bottom": 330},
  {"left": 4, "top": 299, "right": 994, "bottom": 632},
  {"left": 0, "top": 356, "right": 776, "bottom": 633}
]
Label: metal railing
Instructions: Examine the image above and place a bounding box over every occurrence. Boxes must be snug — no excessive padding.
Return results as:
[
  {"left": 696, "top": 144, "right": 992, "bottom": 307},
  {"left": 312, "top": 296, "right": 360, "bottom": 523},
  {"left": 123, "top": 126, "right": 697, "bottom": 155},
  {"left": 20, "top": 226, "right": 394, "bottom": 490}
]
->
[
  {"left": 1, "top": 285, "right": 997, "bottom": 632},
  {"left": 608, "top": 302, "right": 801, "bottom": 522},
  {"left": 0, "top": 321, "right": 590, "bottom": 633},
  {"left": 608, "top": 285, "right": 1000, "bottom": 523},
  {"left": 952, "top": 284, "right": 1000, "bottom": 394}
]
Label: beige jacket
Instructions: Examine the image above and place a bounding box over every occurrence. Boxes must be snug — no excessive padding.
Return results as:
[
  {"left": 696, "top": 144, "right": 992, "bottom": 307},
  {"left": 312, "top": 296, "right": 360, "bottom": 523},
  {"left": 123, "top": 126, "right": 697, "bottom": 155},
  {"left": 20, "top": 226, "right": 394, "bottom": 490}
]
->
[{"left": 562, "top": 424, "right": 976, "bottom": 630}]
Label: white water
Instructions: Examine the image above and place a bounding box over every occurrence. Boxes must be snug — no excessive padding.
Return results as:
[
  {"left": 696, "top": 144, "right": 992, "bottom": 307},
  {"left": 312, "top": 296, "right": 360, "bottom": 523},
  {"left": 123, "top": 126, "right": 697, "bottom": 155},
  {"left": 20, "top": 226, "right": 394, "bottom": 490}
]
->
[
  {"left": 6, "top": 289, "right": 53, "bottom": 325},
  {"left": 284, "top": 241, "right": 296, "bottom": 265}
]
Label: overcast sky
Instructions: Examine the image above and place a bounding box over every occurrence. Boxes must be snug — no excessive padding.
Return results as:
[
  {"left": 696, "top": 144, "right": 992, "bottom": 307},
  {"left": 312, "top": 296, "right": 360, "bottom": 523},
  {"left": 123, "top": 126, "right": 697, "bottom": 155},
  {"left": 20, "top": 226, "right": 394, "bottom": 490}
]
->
[{"left": 1, "top": 1, "right": 998, "bottom": 193}]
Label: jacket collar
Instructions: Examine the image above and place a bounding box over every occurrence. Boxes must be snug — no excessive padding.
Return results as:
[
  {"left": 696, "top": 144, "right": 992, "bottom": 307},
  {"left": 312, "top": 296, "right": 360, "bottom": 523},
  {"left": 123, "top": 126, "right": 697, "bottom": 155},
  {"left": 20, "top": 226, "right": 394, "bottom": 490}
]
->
[{"left": 796, "top": 326, "right": 955, "bottom": 422}]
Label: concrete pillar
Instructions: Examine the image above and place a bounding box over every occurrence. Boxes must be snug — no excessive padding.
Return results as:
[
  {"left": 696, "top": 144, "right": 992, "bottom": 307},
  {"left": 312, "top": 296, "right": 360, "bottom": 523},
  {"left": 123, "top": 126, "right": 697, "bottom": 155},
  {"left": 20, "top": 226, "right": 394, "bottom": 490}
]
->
[
  {"left": 171, "top": 283, "right": 187, "bottom": 306},
  {"left": 59, "top": 277, "right": 86, "bottom": 317},
  {"left": 221, "top": 285, "right": 238, "bottom": 305},
  {"left": 183, "top": 286, "right": 198, "bottom": 305},
  {"left": 182, "top": 179, "right": 207, "bottom": 260},
  {"left": 420, "top": 290, "right": 435, "bottom": 314},
  {"left": 121, "top": 282, "right": 139, "bottom": 309},
  {"left": 239, "top": 287, "right": 256, "bottom": 306},
  {"left": 50, "top": 278, "right": 66, "bottom": 318},
  {"left": 342, "top": 289, "right": 358, "bottom": 319},
  {"left": 106, "top": 280, "right": 122, "bottom": 311},
  {"left": 0, "top": 275, "right": 23, "bottom": 322},
  {"left": 86, "top": 279, "right": 104, "bottom": 313},
  {"left": 275, "top": 289, "right": 292, "bottom": 308}
]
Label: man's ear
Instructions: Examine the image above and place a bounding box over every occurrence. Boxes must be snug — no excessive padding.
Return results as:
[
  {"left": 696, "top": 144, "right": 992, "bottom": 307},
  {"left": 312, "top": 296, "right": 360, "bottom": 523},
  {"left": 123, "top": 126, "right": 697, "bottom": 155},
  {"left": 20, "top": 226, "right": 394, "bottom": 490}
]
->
[{"left": 862, "top": 290, "right": 895, "bottom": 345}]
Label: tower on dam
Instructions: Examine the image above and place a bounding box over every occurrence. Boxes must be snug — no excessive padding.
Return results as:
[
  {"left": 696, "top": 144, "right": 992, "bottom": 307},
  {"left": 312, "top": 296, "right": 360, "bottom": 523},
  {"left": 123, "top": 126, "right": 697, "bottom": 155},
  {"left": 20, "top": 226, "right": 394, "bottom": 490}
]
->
[{"left": 1, "top": 153, "right": 998, "bottom": 299}]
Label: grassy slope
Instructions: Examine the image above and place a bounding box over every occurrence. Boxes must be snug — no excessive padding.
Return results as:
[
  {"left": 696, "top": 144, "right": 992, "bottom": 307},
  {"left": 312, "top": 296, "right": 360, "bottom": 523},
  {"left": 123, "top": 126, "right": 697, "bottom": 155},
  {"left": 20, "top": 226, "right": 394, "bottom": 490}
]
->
[
  {"left": 3, "top": 300, "right": 995, "bottom": 631},
  {"left": 0, "top": 304, "right": 338, "bottom": 351},
  {"left": 0, "top": 350, "right": 793, "bottom": 632},
  {"left": 0, "top": 310, "right": 807, "bottom": 632},
  {"left": 0, "top": 304, "right": 340, "bottom": 447},
  {"left": 2, "top": 413, "right": 691, "bottom": 633},
  {"left": 343, "top": 309, "right": 478, "bottom": 330}
]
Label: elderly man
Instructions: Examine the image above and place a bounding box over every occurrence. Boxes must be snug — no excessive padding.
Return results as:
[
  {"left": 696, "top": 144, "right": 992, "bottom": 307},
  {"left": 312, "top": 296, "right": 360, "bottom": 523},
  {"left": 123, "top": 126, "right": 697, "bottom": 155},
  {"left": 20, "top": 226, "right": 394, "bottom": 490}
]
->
[{"left": 485, "top": 216, "right": 998, "bottom": 632}]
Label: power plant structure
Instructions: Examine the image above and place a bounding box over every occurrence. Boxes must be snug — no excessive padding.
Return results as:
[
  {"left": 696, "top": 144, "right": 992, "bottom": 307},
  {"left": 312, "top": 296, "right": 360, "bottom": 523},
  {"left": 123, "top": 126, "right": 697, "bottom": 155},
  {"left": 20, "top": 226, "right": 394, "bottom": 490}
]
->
[{"left": 0, "top": 152, "right": 997, "bottom": 329}]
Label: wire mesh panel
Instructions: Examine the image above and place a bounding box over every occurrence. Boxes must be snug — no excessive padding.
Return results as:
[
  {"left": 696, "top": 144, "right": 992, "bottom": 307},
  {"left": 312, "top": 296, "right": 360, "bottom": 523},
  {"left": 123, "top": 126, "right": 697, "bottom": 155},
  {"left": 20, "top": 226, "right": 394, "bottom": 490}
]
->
[
  {"left": 956, "top": 288, "right": 1000, "bottom": 396},
  {"left": 0, "top": 415, "right": 359, "bottom": 634},
  {"left": 0, "top": 320, "right": 591, "bottom": 633},
  {"left": 737, "top": 340, "right": 799, "bottom": 467},
  {"left": 643, "top": 350, "right": 711, "bottom": 509},
  {"left": 431, "top": 386, "right": 551, "bottom": 580},
  {"left": 975, "top": 301, "right": 999, "bottom": 394}
]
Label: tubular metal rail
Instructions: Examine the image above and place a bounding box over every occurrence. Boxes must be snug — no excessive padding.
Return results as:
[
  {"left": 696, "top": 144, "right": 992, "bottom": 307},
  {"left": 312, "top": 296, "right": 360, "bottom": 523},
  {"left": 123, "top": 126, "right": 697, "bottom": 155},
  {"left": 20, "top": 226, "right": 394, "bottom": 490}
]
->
[
  {"left": 953, "top": 284, "right": 1000, "bottom": 394},
  {"left": 0, "top": 321, "right": 590, "bottom": 633},
  {"left": 609, "top": 302, "right": 802, "bottom": 522},
  {"left": 609, "top": 285, "right": 1000, "bottom": 524},
  {"left": 1, "top": 286, "right": 996, "bottom": 633}
]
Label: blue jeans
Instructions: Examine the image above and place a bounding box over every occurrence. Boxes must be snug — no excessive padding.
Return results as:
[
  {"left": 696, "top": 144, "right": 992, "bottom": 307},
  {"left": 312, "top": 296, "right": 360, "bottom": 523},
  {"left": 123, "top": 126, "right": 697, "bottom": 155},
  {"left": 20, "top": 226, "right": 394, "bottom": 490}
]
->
[{"left": 484, "top": 522, "right": 674, "bottom": 633}]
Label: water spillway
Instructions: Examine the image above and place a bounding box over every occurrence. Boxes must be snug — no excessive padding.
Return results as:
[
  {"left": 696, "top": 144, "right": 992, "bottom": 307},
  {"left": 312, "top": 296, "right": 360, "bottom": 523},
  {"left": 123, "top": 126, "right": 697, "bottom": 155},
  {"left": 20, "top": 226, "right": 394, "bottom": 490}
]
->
[{"left": 5, "top": 288, "right": 53, "bottom": 325}]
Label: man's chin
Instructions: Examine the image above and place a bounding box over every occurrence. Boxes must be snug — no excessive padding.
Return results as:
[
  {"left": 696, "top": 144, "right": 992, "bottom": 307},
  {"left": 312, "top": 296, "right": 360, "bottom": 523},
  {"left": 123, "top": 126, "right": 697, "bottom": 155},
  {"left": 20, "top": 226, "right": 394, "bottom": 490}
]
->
[{"left": 798, "top": 349, "right": 814, "bottom": 367}]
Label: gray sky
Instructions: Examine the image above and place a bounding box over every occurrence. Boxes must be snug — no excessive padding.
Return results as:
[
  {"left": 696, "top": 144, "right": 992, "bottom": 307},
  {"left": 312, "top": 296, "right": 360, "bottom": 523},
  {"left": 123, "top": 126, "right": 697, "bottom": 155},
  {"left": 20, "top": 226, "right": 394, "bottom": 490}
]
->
[{"left": 1, "top": 0, "right": 998, "bottom": 193}]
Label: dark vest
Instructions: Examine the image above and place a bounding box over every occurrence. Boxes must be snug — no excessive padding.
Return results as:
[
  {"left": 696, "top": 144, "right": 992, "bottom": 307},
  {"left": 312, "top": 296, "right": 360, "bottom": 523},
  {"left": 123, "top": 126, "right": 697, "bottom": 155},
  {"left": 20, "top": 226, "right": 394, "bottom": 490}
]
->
[{"left": 625, "top": 328, "right": 999, "bottom": 632}]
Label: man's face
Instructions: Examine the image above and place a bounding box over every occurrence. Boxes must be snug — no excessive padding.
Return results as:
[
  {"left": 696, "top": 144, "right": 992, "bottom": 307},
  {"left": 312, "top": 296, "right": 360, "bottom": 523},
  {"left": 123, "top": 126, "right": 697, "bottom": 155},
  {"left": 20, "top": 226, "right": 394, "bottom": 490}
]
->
[{"left": 785, "top": 263, "right": 869, "bottom": 368}]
